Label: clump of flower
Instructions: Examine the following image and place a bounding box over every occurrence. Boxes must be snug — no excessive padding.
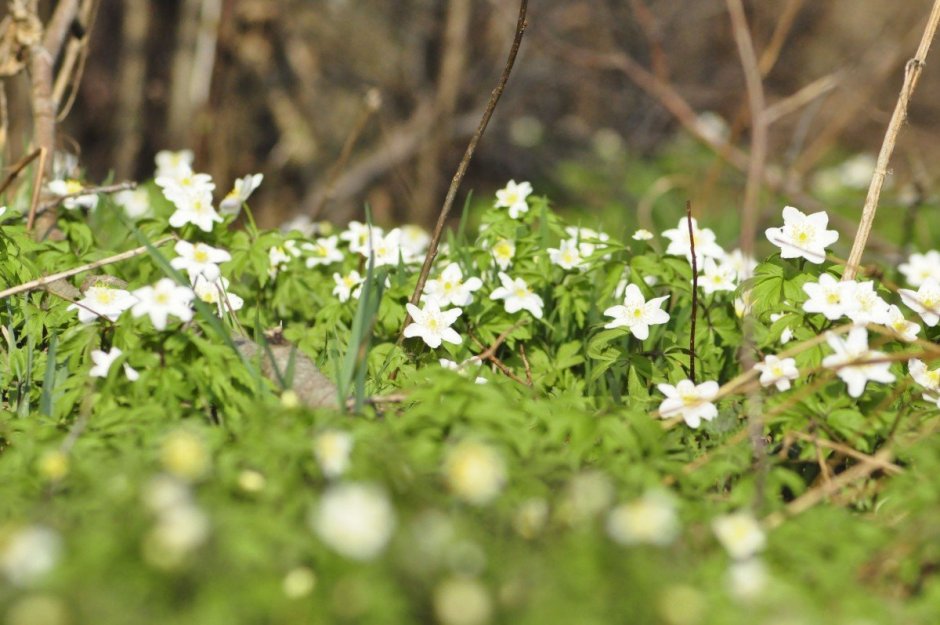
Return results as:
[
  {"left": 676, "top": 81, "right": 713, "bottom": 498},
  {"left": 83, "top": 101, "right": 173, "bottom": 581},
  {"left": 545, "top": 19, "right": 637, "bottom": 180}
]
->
[
  {"left": 0, "top": 525, "right": 62, "bottom": 587},
  {"left": 657, "top": 379, "right": 720, "bottom": 428},
  {"left": 490, "top": 272, "right": 544, "bottom": 319},
  {"left": 490, "top": 238, "right": 516, "bottom": 270},
  {"left": 548, "top": 238, "right": 585, "bottom": 270},
  {"left": 698, "top": 257, "right": 736, "bottom": 294},
  {"left": 332, "top": 270, "right": 364, "bottom": 302},
  {"left": 310, "top": 482, "right": 396, "bottom": 560},
  {"left": 193, "top": 276, "right": 244, "bottom": 315},
  {"left": 302, "top": 235, "right": 344, "bottom": 267},
  {"left": 822, "top": 327, "right": 895, "bottom": 398},
  {"left": 765, "top": 205, "right": 839, "bottom": 264},
  {"left": 115, "top": 187, "right": 152, "bottom": 219},
  {"left": 909, "top": 358, "right": 940, "bottom": 405},
  {"left": 404, "top": 301, "right": 463, "bottom": 348},
  {"left": 49, "top": 178, "right": 98, "bottom": 210},
  {"left": 662, "top": 216, "right": 725, "bottom": 265},
  {"left": 883, "top": 305, "right": 920, "bottom": 342},
  {"left": 268, "top": 240, "right": 301, "bottom": 278},
  {"left": 494, "top": 180, "right": 533, "bottom": 219},
  {"left": 160, "top": 429, "right": 210, "bottom": 481},
  {"left": 802, "top": 273, "right": 853, "bottom": 320},
  {"left": 433, "top": 577, "right": 492, "bottom": 625},
  {"left": 171, "top": 240, "right": 231, "bottom": 282},
  {"left": 603, "top": 283, "right": 670, "bottom": 340}
]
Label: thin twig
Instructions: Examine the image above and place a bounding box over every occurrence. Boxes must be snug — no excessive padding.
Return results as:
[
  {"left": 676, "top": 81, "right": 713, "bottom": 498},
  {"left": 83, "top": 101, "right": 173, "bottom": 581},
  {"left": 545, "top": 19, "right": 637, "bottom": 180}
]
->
[
  {"left": 38, "top": 180, "right": 137, "bottom": 213},
  {"left": 844, "top": 0, "right": 940, "bottom": 280},
  {"left": 788, "top": 431, "right": 903, "bottom": 476},
  {"left": 519, "top": 343, "right": 532, "bottom": 386},
  {"left": 686, "top": 200, "right": 697, "bottom": 383},
  {"left": 398, "top": 0, "right": 528, "bottom": 342},
  {"left": 0, "top": 148, "right": 41, "bottom": 196},
  {"left": 25, "top": 147, "right": 47, "bottom": 232},
  {"left": 0, "top": 236, "right": 176, "bottom": 300}
]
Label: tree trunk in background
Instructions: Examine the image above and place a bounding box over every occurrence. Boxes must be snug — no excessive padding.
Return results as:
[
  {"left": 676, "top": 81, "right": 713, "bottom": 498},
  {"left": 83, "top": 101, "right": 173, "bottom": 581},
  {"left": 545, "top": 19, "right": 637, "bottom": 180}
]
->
[{"left": 113, "top": 0, "right": 149, "bottom": 180}]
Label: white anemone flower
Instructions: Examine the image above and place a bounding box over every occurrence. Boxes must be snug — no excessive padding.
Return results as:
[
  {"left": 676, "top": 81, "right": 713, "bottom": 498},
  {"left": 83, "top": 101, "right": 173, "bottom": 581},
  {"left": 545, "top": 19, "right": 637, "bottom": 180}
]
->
[
  {"left": 603, "top": 283, "right": 669, "bottom": 340},
  {"left": 821, "top": 327, "right": 895, "bottom": 398},
  {"left": 661, "top": 216, "right": 726, "bottom": 265},
  {"left": 764, "top": 205, "right": 839, "bottom": 264},
  {"left": 302, "top": 235, "right": 344, "bottom": 267},
  {"left": 699, "top": 257, "right": 737, "bottom": 294},
  {"left": 656, "top": 379, "right": 720, "bottom": 428},
  {"left": 310, "top": 482, "right": 395, "bottom": 561},
  {"left": 899, "top": 278, "right": 940, "bottom": 327},
  {"left": 445, "top": 441, "right": 507, "bottom": 505},
  {"left": 48, "top": 178, "right": 98, "bottom": 210},
  {"left": 404, "top": 301, "right": 462, "bottom": 348},
  {"left": 219, "top": 173, "right": 263, "bottom": 216},
  {"left": 0, "top": 525, "right": 62, "bottom": 587},
  {"left": 424, "top": 263, "right": 483, "bottom": 308},
  {"left": 115, "top": 188, "right": 152, "bottom": 219},
  {"left": 171, "top": 240, "right": 231, "bottom": 282},
  {"left": 909, "top": 358, "right": 940, "bottom": 395},
  {"left": 68, "top": 284, "right": 137, "bottom": 323},
  {"left": 490, "top": 272, "right": 544, "bottom": 319},
  {"left": 548, "top": 239, "right": 585, "bottom": 270},
  {"left": 769, "top": 313, "right": 794, "bottom": 344},
  {"left": 313, "top": 430, "right": 354, "bottom": 479},
  {"left": 268, "top": 240, "right": 301, "bottom": 278},
  {"left": 400, "top": 224, "right": 431, "bottom": 261},
  {"left": 340, "top": 221, "right": 383, "bottom": 254},
  {"left": 721, "top": 249, "right": 758, "bottom": 281},
  {"left": 564, "top": 226, "right": 610, "bottom": 257},
  {"left": 899, "top": 250, "right": 940, "bottom": 287},
  {"left": 89, "top": 347, "right": 139, "bottom": 381},
  {"left": 155, "top": 149, "right": 195, "bottom": 181},
  {"left": 632, "top": 228, "right": 654, "bottom": 241},
  {"left": 131, "top": 278, "right": 195, "bottom": 330},
  {"left": 753, "top": 355, "right": 799, "bottom": 391},
  {"left": 490, "top": 238, "right": 516, "bottom": 270},
  {"left": 167, "top": 190, "right": 223, "bottom": 232},
  {"left": 494, "top": 180, "right": 533, "bottom": 219},
  {"left": 332, "top": 270, "right": 364, "bottom": 302},
  {"left": 193, "top": 276, "right": 243, "bottom": 315},
  {"left": 845, "top": 281, "right": 891, "bottom": 325},
  {"left": 712, "top": 512, "right": 766, "bottom": 560},
  {"left": 362, "top": 228, "right": 404, "bottom": 267},
  {"left": 883, "top": 305, "right": 920, "bottom": 342},
  {"left": 802, "top": 273, "right": 854, "bottom": 320}
]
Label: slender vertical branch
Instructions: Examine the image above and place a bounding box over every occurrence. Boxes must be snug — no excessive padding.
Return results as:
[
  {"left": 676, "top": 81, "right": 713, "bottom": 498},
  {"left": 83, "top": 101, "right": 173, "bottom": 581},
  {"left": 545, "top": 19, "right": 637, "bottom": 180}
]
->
[
  {"left": 726, "top": 0, "right": 767, "bottom": 260},
  {"left": 398, "top": 0, "right": 528, "bottom": 342},
  {"left": 844, "top": 0, "right": 940, "bottom": 280},
  {"left": 686, "top": 200, "right": 697, "bottom": 384}
]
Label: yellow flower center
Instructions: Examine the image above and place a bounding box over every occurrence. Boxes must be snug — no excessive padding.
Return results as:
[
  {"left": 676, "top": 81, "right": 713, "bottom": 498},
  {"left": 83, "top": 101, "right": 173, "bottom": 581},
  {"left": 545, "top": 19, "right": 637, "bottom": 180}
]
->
[
  {"left": 194, "top": 249, "right": 209, "bottom": 263},
  {"left": 93, "top": 289, "right": 115, "bottom": 305}
]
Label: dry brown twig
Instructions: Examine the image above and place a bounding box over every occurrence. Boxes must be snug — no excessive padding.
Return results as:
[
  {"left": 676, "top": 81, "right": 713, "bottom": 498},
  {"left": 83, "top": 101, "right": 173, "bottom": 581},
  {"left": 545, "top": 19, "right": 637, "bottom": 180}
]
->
[
  {"left": 398, "top": 0, "right": 529, "bottom": 342},
  {"left": 844, "top": 0, "right": 940, "bottom": 280}
]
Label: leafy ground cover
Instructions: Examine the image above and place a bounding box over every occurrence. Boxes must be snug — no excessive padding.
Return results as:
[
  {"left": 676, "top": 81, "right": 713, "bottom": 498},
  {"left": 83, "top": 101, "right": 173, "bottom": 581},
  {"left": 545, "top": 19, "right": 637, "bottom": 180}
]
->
[{"left": 2, "top": 151, "right": 940, "bottom": 624}]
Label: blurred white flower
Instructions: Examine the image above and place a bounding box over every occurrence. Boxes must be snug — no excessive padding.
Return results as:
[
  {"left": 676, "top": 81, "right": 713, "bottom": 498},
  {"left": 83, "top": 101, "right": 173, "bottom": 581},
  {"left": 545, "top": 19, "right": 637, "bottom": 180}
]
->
[
  {"left": 302, "top": 235, "right": 344, "bottom": 267},
  {"left": 219, "top": 173, "right": 263, "bottom": 216},
  {"left": 115, "top": 188, "right": 152, "bottom": 219},
  {"left": 160, "top": 429, "right": 210, "bottom": 481},
  {"left": 769, "top": 313, "right": 794, "bottom": 344},
  {"left": 603, "top": 283, "right": 670, "bottom": 340},
  {"left": 89, "top": 347, "right": 138, "bottom": 381},
  {"left": 48, "top": 178, "right": 98, "bottom": 210},
  {"left": 558, "top": 471, "right": 614, "bottom": 524},
  {"left": 131, "top": 278, "right": 195, "bottom": 330},
  {"left": 606, "top": 491, "right": 680, "bottom": 546},
  {"left": 513, "top": 498, "right": 549, "bottom": 539},
  {"left": 424, "top": 263, "right": 484, "bottom": 308},
  {"left": 155, "top": 149, "right": 194, "bottom": 181},
  {"left": 171, "top": 240, "right": 231, "bottom": 282},
  {"left": 698, "top": 257, "right": 736, "bottom": 294},
  {"left": 490, "top": 272, "right": 544, "bottom": 319},
  {"left": 632, "top": 228, "right": 654, "bottom": 241},
  {"left": 313, "top": 430, "right": 354, "bottom": 479},
  {"left": 765, "top": 205, "right": 839, "bottom": 264},
  {"left": 362, "top": 228, "right": 404, "bottom": 267},
  {"left": 434, "top": 577, "right": 492, "bottom": 625},
  {"left": 822, "top": 327, "right": 895, "bottom": 398},
  {"left": 494, "top": 180, "right": 532, "bottom": 219},
  {"left": 167, "top": 189, "right": 223, "bottom": 232},
  {"left": 899, "top": 278, "right": 940, "bottom": 327},
  {"left": 899, "top": 250, "right": 940, "bottom": 287},
  {"left": 845, "top": 281, "right": 890, "bottom": 325},
  {"left": 883, "top": 304, "right": 920, "bottom": 342},
  {"left": 727, "top": 558, "right": 768, "bottom": 601},
  {"left": 662, "top": 216, "right": 725, "bottom": 265},
  {"left": 721, "top": 249, "right": 757, "bottom": 281},
  {"left": 548, "top": 238, "right": 585, "bottom": 270},
  {"left": 439, "top": 358, "right": 487, "bottom": 384},
  {"left": 400, "top": 224, "right": 431, "bottom": 260},
  {"left": 143, "top": 503, "right": 210, "bottom": 568},
  {"left": 193, "top": 276, "right": 243, "bottom": 315},
  {"left": 657, "top": 379, "right": 720, "bottom": 428},
  {"left": 445, "top": 441, "right": 506, "bottom": 505},
  {"left": 754, "top": 354, "right": 798, "bottom": 391},
  {"left": 564, "top": 226, "right": 610, "bottom": 257},
  {"left": 268, "top": 240, "right": 301, "bottom": 278},
  {"left": 712, "top": 512, "right": 766, "bottom": 560},
  {"left": 404, "top": 301, "right": 462, "bottom": 348},
  {"left": 68, "top": 284, "right": 136, "bottom": 323},
  {"left": 310, "top": 482, "right": 395, "bottom": 560},
  {"left": 0, "top": 526, "right": 61, "bottom": 587},
  {"left": 332, "top": 270, "right": 364, "bottom": 302},
  {"left": 340, "top": 221, "right": 382, "bottom": 254},
  {"left": 282, "top": 567, "right": 317, "bottom": 599},
  {"left": 909, "top": 358, "right": 940, "bottom": 394},
  {"left": 490, "top": 238, "right": 515, "bottom": 270}
]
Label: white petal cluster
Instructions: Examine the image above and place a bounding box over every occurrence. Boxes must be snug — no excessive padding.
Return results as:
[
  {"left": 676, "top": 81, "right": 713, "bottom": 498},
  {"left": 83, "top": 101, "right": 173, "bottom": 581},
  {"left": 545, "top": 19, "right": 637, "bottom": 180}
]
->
[
  {"left": 802, "top": 274, "right": 891, "bottom": 325},
  {"left": 603, "top": 283, "right": 669, "bottom": 340},
  {"left": 310, "top": 482, "right": 396, "bottom": 560},
  {"left": 424, "top": 263, "right": 483, "bottom": 308},
  {"left": 657, "top": 379, "right": 720, "bottom": 428},
  {"left": 404, "top": 301, "right": 462, "bottom": 348},
  {"left": 89, "top": 347, "right": 139, "bottom": 381},
  {"left": 899, "top": 278, "right": 940, "bottom": 327},
  {"left": 332, "top": 270, "right": 364, "bottom": 302},
  {"left": 909, "top": 358, "right": 940, "bottom": 406},
  {"left": 141, "top": 474, "right": 209, "bottom": 569},
  {"left": 68, "top": 284, "right": 137, "bottom": 323},
  {"left": 0, "top": 525, "right": 62, "bottom": 587},
  {"left": 548, "top": 238, "right": 585, "bottom": 270},
  {"left": 131, "top": 278, "right": 195, "bottom": 330},
  {"left": 219, "top": 173, "right": 263, "bottom": 216},
  {"left": 490, "top": 272, "right": 544, "bottom": 319},
  {"left": 698, "top": 257, "right": 737, "bottom": 294},
  {"left": 490, "top": 238, "right": 516, "bottom": 270},
  {"left": 765, "top": 205, "right": 839, "bottom": 264},
  {"left": 193, "top": 276, "right": 243, "bottom": 315},
  {"left": 821, "top": 327, "right": 895, "bottom": 398},
  {"left": 115, "top": 188, "right": 152, "bottom": 219},
  {"left": 268, "top": 240, "right": 301, "bottom": 278},
  {"left": 662, "top": 216, "right": 725, "bottom": 265},
  {"left": 158, "top": 166, "right": 221, "bottom": 232},
  {"left": 899, "top": 250, "right": 940, "bottom": 287},
  {"left": 171, "top": 240, "right": 231, "bottom": 282},
  {"left": 494, "top": 179, "right": 533, "bottom": 219},
  {"left": 302, "top": 235, "right": 344, "bottom": 267},
  {"left": 564, "top": 226, "right": 611, "bottom": 258},
  {"left": 753, "top": 355, "right": 798, "bottom": 391}
]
